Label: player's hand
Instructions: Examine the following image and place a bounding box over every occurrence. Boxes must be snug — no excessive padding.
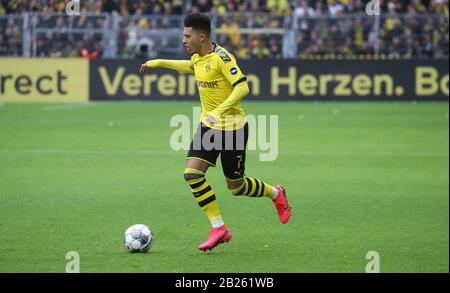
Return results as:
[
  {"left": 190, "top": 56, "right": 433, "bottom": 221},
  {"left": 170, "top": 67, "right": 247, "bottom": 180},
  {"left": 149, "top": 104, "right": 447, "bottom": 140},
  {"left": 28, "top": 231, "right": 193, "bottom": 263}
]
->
[
  {"left": 139, "top": 62, "right": 150, "bottom": 73},
  {"left": 205, "top": 114, "right": 219, "bottom": 124}
]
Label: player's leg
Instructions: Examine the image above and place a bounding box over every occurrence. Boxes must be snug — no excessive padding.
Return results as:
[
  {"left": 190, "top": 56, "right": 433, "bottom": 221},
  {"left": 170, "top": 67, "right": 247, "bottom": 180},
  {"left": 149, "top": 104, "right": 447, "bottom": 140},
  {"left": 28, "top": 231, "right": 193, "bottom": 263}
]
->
[
  {"left": 222, "top": 123, "right": 292, "bottom": 224},
  {"left": 184, "top": 157, "right": 223, "bottom": 229},
  {"left": 222, "top": 151, "right": 282, "bottom": 200},
  {"left": 184, "top": 123, "right": 231, "bottom": 251},
  {"left": 221, "top": 123, "right": 274, "bottom": 198},
  {"left": 227, "top": 175, "right": 291, "bottom": 224}
]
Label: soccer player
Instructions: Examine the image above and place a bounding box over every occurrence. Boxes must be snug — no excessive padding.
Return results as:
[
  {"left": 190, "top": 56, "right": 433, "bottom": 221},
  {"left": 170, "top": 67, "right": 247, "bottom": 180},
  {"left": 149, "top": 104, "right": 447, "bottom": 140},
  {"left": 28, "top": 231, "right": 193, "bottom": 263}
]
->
[{"left": 139, "top": 12, "right": 291, "bottom": 251}]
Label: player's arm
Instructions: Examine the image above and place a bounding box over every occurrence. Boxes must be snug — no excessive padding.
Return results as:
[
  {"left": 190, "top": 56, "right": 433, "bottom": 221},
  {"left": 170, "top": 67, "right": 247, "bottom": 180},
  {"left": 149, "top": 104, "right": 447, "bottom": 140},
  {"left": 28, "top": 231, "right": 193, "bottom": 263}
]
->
[
  {"left": 206, "top": 53, "right": 249, "bottom": 122},
  {"left": 208, "top": 81, "right": 249, "bottom": 119},
  {"left": 139, "top": 59, "right": 194, "bottom": 74}
]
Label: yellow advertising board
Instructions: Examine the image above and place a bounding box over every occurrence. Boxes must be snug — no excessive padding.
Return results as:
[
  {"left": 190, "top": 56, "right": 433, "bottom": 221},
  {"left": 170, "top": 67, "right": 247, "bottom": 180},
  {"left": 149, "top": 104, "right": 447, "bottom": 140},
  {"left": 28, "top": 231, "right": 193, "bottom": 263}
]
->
[{"left": 0, "top": 58, "right": 89, "bottom": 103}]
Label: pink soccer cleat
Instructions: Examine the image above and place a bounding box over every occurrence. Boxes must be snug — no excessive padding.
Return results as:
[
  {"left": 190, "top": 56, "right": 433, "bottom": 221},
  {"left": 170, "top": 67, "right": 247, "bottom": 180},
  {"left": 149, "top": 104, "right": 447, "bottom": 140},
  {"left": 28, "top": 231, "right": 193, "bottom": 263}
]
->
[
  {"left": 198, "top": 225, "right": 232, "bottom": 251},
  {"left": 273, "top": 185, "right": 292, "bottom": 224}
]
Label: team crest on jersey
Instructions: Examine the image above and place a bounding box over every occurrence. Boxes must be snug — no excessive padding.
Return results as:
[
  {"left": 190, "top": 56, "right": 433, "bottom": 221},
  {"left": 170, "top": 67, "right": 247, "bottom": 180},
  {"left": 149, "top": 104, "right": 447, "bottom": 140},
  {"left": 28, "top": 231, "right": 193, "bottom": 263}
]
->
[
  {"left": 230, "top": 67, "right": 238, "bottom": 75},
  {"left": 205, "top": 63, "right": 211, "bottom": 72}
]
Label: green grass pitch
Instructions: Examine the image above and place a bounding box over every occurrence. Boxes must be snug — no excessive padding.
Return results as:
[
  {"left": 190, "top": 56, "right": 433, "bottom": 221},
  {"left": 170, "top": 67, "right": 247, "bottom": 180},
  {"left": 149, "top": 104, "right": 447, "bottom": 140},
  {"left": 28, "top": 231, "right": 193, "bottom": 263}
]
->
[{"left": 0, "top": 101, "right": 448, "bottom": 272}]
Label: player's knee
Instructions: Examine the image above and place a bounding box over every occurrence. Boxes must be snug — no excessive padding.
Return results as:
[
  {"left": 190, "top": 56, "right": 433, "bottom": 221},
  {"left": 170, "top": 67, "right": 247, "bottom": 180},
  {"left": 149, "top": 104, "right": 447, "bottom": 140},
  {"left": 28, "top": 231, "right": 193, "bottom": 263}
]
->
[
  {"left": 227, "top": 179, "right": 245, "bottom": 196},
  {"left": 183, "top": 168, "right": 204, "bottom": 183}
]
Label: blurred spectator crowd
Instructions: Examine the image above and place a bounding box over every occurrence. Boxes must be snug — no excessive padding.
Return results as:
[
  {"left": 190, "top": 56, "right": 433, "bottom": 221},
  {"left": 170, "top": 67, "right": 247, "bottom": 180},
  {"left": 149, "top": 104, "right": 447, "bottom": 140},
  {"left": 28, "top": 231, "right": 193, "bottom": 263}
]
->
[{"left": 0, "top": 0, "right": 448, "bottom": 59}]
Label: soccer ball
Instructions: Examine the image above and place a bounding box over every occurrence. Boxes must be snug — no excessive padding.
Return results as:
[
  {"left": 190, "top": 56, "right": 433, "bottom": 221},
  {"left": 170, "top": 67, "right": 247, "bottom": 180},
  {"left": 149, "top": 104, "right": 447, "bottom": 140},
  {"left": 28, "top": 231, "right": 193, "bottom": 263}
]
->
[{"left": 124, "top": 224, "right": 154, "bottom": 253}]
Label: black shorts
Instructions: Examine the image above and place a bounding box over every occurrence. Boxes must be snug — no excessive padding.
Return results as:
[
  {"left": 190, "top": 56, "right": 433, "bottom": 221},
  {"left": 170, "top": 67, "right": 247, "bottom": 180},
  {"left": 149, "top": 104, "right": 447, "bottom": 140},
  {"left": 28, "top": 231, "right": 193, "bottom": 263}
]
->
[{"left": 187, "top": 123, "right": 249, "bottom": 180}]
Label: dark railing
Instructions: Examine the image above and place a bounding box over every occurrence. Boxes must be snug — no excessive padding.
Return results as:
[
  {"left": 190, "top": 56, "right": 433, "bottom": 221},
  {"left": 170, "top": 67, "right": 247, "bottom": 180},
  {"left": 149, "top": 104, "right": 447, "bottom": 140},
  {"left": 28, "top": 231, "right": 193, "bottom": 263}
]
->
[{"left": 0, "top": 12, "right": 448, "bottom": 60}]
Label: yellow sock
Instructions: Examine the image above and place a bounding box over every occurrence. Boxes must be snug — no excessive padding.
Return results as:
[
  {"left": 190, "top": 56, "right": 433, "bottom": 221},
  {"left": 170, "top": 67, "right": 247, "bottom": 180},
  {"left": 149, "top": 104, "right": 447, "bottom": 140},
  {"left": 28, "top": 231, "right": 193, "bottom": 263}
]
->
[
  {"left": 230, "top": 177, "right": 275, "bottom": 199},
  {"left": 184, "top": 168, "right": 224, "bottom": 228}
]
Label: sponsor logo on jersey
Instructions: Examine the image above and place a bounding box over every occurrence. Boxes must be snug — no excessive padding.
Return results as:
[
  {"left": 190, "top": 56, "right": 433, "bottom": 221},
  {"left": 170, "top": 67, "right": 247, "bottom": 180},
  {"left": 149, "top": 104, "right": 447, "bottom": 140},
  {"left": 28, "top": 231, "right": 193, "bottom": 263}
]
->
[{"left": 196, "top": 80, "right": 219, "bottom": 88}]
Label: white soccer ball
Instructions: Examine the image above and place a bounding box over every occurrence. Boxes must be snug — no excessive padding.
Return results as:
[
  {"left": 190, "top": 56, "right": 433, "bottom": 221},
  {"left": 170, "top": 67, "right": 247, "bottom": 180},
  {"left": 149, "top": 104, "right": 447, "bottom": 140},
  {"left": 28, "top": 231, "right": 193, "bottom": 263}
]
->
[{"left": 124, "top": 224, "right": 154, "bottom": 253}]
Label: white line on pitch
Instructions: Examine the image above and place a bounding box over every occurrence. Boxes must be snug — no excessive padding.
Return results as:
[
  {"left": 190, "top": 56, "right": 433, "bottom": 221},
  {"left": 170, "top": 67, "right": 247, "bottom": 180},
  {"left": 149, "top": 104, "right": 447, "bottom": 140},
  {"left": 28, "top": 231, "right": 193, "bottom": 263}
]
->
[
  {"left": 287, "top": 150, "right": 448, "bottom": 157},
  {"left": 0, "top": 149, "right": 447, "bottom": 158},
  {"left": 0, "top": 149, "right": 175, "bottom": 155},
  {"left": 40, "top": 103, "right": 96, "bottom": 112}
]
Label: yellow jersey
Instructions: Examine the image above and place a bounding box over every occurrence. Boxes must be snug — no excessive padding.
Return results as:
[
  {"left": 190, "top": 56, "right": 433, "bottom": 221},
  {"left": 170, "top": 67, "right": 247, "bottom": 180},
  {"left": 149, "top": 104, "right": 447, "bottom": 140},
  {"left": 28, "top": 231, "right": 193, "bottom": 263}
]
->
[{"left": 190, "top": 43, "right": 247, "bottom": 130}]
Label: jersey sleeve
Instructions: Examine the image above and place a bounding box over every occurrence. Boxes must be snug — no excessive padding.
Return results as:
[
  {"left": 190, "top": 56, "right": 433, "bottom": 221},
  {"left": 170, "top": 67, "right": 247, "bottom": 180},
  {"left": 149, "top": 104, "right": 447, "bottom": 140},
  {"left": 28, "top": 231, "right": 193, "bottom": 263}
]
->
[
  {"left": 216, "top": 50, "right": 247, "bottom": 87},
  {"left": 148, "top": 59, "right": 194, "bottom": 74}
]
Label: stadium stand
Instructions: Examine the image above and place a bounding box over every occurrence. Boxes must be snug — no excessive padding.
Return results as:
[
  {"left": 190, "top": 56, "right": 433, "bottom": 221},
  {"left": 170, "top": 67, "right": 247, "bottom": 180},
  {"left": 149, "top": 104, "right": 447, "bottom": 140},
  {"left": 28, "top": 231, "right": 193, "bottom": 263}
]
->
[{"left": 0, "top": 0, "right": 448, "bottom": 59}]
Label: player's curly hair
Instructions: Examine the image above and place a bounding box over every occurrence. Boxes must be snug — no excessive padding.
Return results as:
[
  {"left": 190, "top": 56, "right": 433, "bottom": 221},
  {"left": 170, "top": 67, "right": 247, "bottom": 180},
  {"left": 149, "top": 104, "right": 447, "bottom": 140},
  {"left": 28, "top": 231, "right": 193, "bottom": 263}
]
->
[{"left": 184, "top": 12, "right": 211, "bottom": 38}]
